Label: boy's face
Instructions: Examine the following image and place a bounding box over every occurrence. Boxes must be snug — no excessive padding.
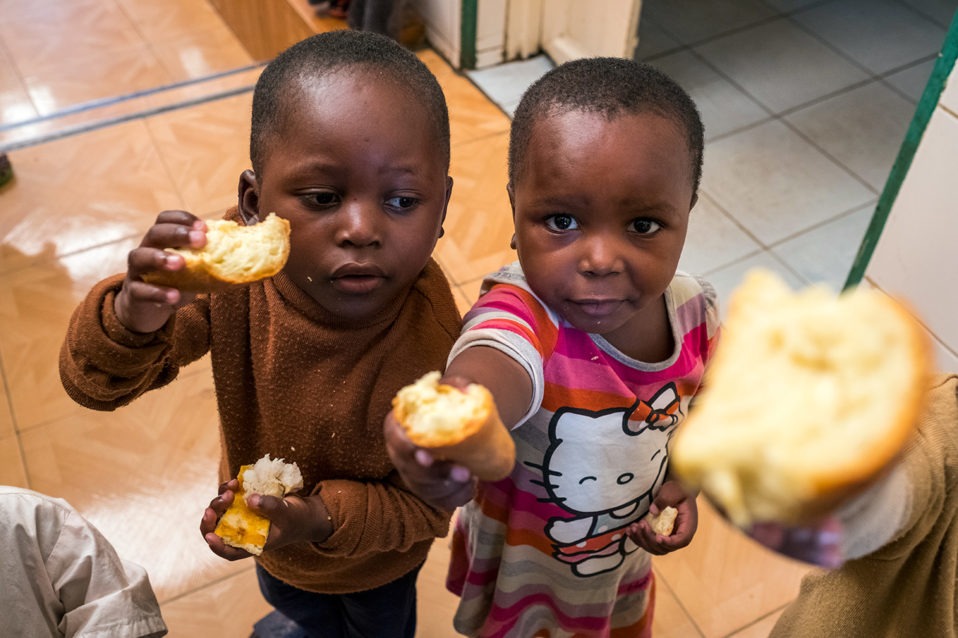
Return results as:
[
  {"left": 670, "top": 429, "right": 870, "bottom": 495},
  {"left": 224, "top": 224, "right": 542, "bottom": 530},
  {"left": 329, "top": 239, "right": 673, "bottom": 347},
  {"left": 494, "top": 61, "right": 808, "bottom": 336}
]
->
[
  {"left": 510, "top": 110, "right": 695, "bottom": 352},
  {"left": 241, "top": 71, "right": 451, "bottom": 323}
]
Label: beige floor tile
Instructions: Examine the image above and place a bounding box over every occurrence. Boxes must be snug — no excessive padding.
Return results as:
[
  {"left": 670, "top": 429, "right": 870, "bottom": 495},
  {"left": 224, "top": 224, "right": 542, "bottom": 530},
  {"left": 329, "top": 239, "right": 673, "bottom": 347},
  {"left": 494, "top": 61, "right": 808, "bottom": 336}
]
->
[
  {"left": 116, "top": 0, "right": 232, "bottom": 47},
  {"left": 0, "top": 121, "right": 181, "bottom": 273},
  {"left": 20, "top": 45, "right": 175, "bottom": 117},
  {"left": 160, "top": 566, "right": 273, "bottom": 638},
  {"left": 150, "top": 26, "right": 254, "bottom": 84},
  {"left": 0, "top": 371, "right": 14, "bottom": 440},
  {"left": 654, "top": 499, "right": 808, "bottom": 638},
  {"left": 145, "top": 92, "right": 253, "bottom": 217},
  {"left": 0, "top": 433, "right": 27, "bottom": 487},
  {"left": 18, "top": 358, "right": 241, "bottom": 601},
  {"left": 728, "top": 607, "right": 786, "bottom": 638},
  {"left": 436, "top": 132, "right": 516, "bottom": 286},
  {"left": 652, "top": 569, "right": 704, "bottom": 638},
  {"left": 416, "top": 538, "right": 461, "bottom": 637},
  {"left": 0, "top": 1, "right": 143, "bottom": 75},
  {"left": 0, "top": 41, "right": 38, "bottom": 126}
]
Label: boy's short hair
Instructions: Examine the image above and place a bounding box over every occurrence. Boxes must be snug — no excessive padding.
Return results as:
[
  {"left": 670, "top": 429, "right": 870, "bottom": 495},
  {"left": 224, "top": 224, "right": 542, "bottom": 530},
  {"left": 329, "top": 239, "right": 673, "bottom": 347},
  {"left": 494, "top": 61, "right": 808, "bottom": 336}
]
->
[
  {"left": 509, "top": 57, "right": 704, "bottom": 196},
  {"left": 250, "top": 30, "right": 450, "bottom": 177}
]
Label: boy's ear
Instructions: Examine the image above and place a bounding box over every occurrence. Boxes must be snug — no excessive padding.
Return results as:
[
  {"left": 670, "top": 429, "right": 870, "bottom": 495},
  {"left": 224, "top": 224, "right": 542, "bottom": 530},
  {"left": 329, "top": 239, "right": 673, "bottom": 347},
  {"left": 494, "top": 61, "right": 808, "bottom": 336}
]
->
[
  {"left": 439, "top": 175, "right": 454, "bottom": 238},
  {"left": 690, "top": 192, "right": 699, "bottom": 210},
  {"left": 238, "top": 169, "right": 260, "bottom": 219}
]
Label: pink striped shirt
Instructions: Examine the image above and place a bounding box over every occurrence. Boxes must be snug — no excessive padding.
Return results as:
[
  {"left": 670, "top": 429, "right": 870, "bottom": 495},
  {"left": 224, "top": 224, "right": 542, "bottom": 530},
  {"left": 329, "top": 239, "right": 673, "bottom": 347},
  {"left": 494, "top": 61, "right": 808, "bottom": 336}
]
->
[{"left": 447, "top": 262, "right": 720, "bottom": 637}]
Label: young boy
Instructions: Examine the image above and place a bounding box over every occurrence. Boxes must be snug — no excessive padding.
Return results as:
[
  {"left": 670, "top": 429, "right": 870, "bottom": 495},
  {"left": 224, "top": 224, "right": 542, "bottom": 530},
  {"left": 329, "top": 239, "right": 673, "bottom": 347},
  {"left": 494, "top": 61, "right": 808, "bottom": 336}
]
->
[
  {"left": 386, "top": 58, "right": 719, "bottom": 637},
  {"left": 59, "top": 30, "right": 460, "bottom": 637}
]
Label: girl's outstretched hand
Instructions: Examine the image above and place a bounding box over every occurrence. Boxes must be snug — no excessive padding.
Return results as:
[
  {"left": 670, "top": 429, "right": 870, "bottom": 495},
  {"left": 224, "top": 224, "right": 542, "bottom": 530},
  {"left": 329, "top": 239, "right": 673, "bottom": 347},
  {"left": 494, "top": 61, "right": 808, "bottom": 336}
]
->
[
  {"left": 384, "top": 409, "right": 476, "bottom": 511},
  {"left": 627, "top": 480, "right": 698, "bottom": 555}
]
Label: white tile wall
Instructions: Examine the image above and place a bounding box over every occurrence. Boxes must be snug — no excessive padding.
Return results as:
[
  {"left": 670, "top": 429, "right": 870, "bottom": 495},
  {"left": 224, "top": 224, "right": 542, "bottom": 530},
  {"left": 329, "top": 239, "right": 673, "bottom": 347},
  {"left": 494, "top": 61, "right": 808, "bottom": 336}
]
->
[{"left": 866, "top": 64, "right": 958, "bottom": 365}]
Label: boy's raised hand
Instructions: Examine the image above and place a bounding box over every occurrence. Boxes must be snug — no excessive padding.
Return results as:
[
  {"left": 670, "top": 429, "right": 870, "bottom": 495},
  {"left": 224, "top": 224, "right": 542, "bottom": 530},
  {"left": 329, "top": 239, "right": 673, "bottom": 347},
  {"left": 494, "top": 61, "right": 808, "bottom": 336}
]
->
[
  {"left": 200, "top": 480, "right": 334, "bottom": 560},
  {"left": 627, "top": 480, "right": 698, "bottom": 555},
  {"left": 383, "top": 410, "right": 476, "bottom": 512},
  {"left": 115, "top": 210, "right": 207, "bottom": 334}
]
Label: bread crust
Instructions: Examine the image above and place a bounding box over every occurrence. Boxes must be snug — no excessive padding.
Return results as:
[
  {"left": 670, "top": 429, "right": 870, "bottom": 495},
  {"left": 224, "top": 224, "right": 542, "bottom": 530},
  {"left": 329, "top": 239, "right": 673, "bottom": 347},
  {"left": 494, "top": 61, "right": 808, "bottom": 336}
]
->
[
  {"left": 392, "top": 372, "right": 516, "bottom": 481},
  {"left": 214, "top": 464, "right": 270, "bottom": 555},
  {"left": 143, "top": 212, "right": 290, "bottom": 292},
  {"left": 671, "top": 270, "right": 931, "bottom": 526}
]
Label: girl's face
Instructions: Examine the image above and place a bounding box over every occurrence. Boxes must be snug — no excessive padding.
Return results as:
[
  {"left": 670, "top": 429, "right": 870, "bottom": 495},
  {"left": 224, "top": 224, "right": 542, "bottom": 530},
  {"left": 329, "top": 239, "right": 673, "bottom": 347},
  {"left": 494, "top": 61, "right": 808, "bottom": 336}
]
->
[
  {"left": 241, "top": 70, "right": 451, "bottom": 323},
  {"left": 510, "top": 110, "right": 695, "bottom": 357}
]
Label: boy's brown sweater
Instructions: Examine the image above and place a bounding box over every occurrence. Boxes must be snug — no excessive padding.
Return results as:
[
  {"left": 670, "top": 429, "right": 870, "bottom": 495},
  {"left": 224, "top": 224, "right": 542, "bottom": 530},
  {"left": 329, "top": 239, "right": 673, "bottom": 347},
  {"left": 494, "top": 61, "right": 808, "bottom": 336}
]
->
[
  {"left": 771, "top": 374, "right": 958, "bottom": 637},
  {"left": 59, "top": 255, "right": 462, "bottom": 594}
]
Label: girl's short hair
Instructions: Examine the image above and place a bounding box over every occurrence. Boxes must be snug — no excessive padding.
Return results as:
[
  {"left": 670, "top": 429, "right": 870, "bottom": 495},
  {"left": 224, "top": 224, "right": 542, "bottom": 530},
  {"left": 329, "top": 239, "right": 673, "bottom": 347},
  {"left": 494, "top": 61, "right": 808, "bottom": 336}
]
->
[{"left": 509, "top": 57, "right": 704, "bottom": 196}]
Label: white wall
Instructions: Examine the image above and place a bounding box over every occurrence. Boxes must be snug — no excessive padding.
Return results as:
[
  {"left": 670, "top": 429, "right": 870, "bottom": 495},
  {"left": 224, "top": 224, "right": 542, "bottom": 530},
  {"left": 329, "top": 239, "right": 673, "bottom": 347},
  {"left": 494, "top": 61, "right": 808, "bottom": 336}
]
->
[
  {"left": 412, "top": 0, "right": 505, "bottom": 69},
  {"left": 864, "top": 62, "right": 958, "bottom": 372}
]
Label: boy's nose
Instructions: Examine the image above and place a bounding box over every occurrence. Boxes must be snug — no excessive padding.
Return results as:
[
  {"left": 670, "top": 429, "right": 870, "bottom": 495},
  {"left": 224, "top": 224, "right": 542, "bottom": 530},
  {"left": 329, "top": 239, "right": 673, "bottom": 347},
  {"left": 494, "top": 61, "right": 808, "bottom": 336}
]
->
[{"left": 336, "top": 199, "right": 381, "bottom": 247}]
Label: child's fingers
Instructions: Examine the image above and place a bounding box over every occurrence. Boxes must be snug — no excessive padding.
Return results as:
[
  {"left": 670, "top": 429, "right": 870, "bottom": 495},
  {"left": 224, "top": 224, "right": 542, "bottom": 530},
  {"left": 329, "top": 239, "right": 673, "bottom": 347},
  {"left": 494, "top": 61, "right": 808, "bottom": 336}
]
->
[{"left": 203, "top": 531, "right": 252, "bottom": 561}]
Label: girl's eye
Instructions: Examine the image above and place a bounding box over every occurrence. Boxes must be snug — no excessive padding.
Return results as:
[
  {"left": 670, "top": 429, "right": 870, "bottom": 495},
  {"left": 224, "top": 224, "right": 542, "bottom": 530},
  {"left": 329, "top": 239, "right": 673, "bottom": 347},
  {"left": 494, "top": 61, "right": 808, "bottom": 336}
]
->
[
  {"left": 631, "top": 219, "right": 662, "bottom": 235},
  {"left": 385, "top": 195, "right": 419, "bottom": 211},
  {"left": 545, "top": 214, "right": 578, "bottom": 231}
]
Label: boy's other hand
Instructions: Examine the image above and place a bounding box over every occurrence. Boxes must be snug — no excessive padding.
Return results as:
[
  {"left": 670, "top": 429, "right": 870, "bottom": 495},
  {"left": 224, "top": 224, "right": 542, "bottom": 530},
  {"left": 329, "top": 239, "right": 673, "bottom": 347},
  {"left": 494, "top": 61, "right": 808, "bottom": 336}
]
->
[
  {"left": 116, "top": 210, "right": 207, "bottom": 333},
  {"left": 200, "top": 479, "right": 253, "bottom": 561},
  {"left": 244, "top": 493, "right": 334, "bottom": 550},
  {"left": 627, "top": 480, "right": 698, "bottom": 555},
  {"left": 747, "top": 517, "right": 845, "bottom": 568},
  {"left": 384, "top": 410, "right": 476, "bottom": 511}
]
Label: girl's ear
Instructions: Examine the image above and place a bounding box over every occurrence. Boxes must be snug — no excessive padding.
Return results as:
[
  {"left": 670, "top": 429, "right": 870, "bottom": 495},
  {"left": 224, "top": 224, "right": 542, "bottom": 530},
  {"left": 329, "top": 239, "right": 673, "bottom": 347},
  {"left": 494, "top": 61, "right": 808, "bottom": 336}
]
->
[
  {"left": 238, "top": 169, "right": 260, "bottom": 223},
  {"left": 507, "top": 182, "right": 517, "bottom": 250}
]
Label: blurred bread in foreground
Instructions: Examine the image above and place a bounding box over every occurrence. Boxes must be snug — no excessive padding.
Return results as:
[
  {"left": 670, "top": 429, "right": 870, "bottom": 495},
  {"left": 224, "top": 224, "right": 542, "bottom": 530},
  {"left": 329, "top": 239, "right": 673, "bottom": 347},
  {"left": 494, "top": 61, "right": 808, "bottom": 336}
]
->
[
  {"left": 671, "top": 269, "right": 930, "bottom": 527},
  {"left": 393, "top": 371, "right": 516, "bottom": 481},
  {"left": 214, "top": 454, "right": 303, "bottom": 555},
  {"left": 144, "top": 212, "right": 290, "bottom": 291}
]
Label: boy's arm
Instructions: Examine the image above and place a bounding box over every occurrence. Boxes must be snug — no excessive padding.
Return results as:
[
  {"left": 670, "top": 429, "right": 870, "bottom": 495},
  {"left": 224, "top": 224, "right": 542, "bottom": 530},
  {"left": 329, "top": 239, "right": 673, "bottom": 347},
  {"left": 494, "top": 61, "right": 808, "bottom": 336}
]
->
[
  {"left": 59, "top": 274, "right": 211, "bottom": 410},
  {"left": 305, "top": 472, "right": 453, "bottom": 558}
]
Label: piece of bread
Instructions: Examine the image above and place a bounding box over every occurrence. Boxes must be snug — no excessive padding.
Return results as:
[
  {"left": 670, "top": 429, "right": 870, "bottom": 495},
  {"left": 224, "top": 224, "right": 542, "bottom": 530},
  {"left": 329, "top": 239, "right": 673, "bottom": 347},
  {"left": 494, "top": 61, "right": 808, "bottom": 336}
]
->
[
  {"left": 392, "top": 371, "right": 516, "bottom": 481},
  {"left": 645, "top": 506, "right": 678, "bottom": 536},
  {"left": 214, "top": 454, "right": 303, "bottom": 555},
  {"left": 671, "top": 269, "right": 930, "bottom": 527},
  {"left": 143, "top": 212, "right": 290, "bottom": 291}
]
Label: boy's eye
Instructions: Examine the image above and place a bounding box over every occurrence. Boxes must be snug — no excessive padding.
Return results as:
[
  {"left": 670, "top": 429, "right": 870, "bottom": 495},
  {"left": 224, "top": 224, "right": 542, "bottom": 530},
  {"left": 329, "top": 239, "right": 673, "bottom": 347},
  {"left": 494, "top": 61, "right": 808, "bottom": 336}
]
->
[
  {"left": 545, "top": 214, "right": 578, "bottom": 231},
  {"left": 385, "top": 195, "right": 419, "bottom": 211},
  {"left": 306, "top": 191, "right": 340, "bottom": 207},
  {"left": 631, "top": 219, "right": 662, "bottom": 235}
]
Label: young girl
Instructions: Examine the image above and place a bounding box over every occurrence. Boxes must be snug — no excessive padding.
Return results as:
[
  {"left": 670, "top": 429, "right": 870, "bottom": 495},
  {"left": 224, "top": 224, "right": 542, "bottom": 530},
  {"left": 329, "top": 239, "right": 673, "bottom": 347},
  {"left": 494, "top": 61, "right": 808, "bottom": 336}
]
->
[
  {"left": 60, "top": 31, "right": 460, "bottom": 637},
  {"left": 385, "top": 57, "right": 720, "bottom": 637}
]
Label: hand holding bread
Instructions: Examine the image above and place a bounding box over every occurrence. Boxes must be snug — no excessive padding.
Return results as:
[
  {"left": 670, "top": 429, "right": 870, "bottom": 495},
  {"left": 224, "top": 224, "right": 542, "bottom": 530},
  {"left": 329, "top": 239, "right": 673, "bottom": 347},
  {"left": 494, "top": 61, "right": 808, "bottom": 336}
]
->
[
  {"left": 391, "top": 371, "right": 516, "bottom": 482},
  {"left": 142, "top": 212, "right": 290, "bottom": 292},
  {"left": 671, "top": 269, "right": 930, "bottom": 527},
  {"left": 213, "top": 454, "right": 303, "bottom": 555}
]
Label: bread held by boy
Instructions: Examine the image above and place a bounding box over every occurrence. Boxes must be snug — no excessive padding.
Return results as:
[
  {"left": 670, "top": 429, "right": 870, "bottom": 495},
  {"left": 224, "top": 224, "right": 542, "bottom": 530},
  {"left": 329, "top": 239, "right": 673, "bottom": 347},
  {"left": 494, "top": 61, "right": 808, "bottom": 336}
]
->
[
  {"left": 143, "top": 212, "right": 290, "bottom": 291},
  {"left": 392, "top": 371, "right": 516, "bottom": 481},
  {"left": 671, "top": 269, "right": 930, "bottom": 527},
  {"left": 214, "top": 454, "right": 303, "bottom": 555}
]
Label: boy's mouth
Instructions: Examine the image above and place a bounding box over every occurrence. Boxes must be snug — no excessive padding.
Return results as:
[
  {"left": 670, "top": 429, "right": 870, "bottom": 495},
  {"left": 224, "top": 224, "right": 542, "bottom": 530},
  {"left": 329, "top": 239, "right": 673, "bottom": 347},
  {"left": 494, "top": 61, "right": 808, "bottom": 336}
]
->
[{"left": 330, "top": 263, "right": 386, "bottom": 294}]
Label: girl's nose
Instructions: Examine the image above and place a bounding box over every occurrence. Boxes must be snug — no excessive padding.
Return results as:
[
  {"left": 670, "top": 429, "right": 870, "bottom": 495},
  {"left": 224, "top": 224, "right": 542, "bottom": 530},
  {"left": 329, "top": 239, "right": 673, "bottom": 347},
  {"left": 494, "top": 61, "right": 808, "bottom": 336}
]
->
[
  {"left": 579, "top": 234, "right": 624, "bottom": 277},
  {"left": 335, "top": 199, "right": 381, "bottom": 248}
]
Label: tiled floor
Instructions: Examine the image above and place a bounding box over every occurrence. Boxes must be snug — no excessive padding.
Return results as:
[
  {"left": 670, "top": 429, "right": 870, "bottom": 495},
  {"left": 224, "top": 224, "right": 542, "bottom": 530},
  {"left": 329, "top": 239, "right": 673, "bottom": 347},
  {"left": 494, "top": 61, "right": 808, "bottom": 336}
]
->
[{"left": 0, "top": 0, "right": 953, "bottom": 636}]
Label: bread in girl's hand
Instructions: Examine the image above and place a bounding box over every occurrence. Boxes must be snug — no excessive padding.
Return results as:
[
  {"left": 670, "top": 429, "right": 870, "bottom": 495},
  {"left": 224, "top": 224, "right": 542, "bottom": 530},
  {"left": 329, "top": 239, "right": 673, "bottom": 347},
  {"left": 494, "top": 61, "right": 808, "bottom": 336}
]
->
[
  {"left": 671, "top": 269, "right": 930, "bottom": 527},
  {"left": 392, "top": 371, "right": 516, "bottom": 481},
  {"left": 214, "top": 454, "right": 303, "bottom": 555},
  {"left": 645, "top": 506, "right": 678, "bottom": 536},
  {"left": 143, "top": 212, "right": 290, "bottom": 292}
]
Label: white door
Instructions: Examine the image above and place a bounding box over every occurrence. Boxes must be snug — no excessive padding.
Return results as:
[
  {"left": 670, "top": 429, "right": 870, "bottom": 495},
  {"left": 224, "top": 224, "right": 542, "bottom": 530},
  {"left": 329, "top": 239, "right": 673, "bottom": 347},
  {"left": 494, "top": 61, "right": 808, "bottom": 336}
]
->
[{"left": 538, "top": 0, "right": 642, "bottom": 64}]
